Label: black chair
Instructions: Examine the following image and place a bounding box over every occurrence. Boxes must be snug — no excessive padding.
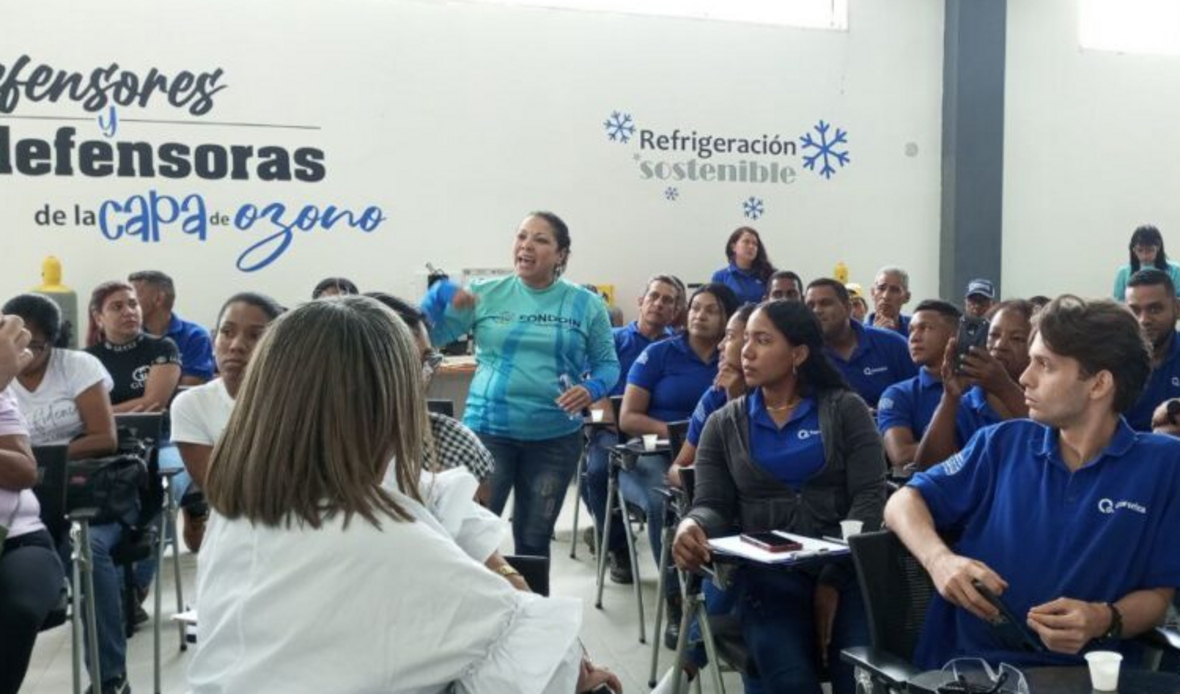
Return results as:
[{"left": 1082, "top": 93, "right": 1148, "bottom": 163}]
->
[
  {"left": 426, "top": 399, "right": 455, "bottom": 417},
  {"left": 839, "top": 530, "right": 932, "bottom": 692},
  {"left": 504, "top": 555, "right": 550, "bottom": 597},
  {"left": 648, "top": 420, "right": 690, "bottom": 680}
]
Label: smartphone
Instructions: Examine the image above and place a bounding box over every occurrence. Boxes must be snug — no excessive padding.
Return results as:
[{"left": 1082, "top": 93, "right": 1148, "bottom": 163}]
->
[
  {"left": 955, "top": 316, "right": 990, "bottom": 372},
  {"left": 971, "top": 580, "right": 1046, "bottom": 653},
  {"left": 740, "top": 531, "right": 803, "bottom": 553}
]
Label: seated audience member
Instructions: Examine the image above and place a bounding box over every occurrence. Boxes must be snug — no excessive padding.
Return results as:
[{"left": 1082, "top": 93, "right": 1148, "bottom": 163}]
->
[
  {"left": 805, "top": 278, "right": 915, "bottom": 409},
  {"left": 668, "top": 303, "right": 758, "bottom": 480},
  {"left": 866, "top": 266, "right": 912, "bottom": 335},
  {"left": 0, "top": 314, "right": 67, "bottom": 694},
  {"left": 673, "top": 300, "right": 885, "bottom": 694},
  {"left": 669, "top": 275, "right": 689, "bottom": 333},
  {"left": 1152, "top": 398, "right": 1180, "bottom": 438},
  {"left": 712, "top": 227, "right": 775, "bottom": 305},
  {"left": 129, "top": 270, "right": 214, "bottom": 386},
  {"left": 190, "top": 296, "right": 619, "bottom": 694},
  {"left": 766, "top": 270, "right": 804, "bottom": 302},
  {"left": 886, "top": 296, "right": 1180, "bottom": 669},
  {"left": 1029, "top": 295, "right": 1051, "bottom": 312},
  {"left": 311, "top": 276, "right": 359, "bottom": 299},
  {"left": 583, "top": 275, "right": 680, "bottom": 577},
  {"left": 1123, "top": 270, "right": 1180, "bottom": 431},
  {"left": 170, "top": 292, "right": 284, "bottom": 552},
  {"left": 85, "top": 281, "right": 181, "bottom": 413},
  {"left": 364, "top": 292, "right": 496, "bottom": 487},
  {"left": 846, "top": 283, "right": 869, "bottom": 324},
  {"left": 877, "top": 300, "right": 961, "bottom": 467},
  {"left": 620, "top": 282, "right": 738, "bottom": 643},
  {"left": 4, "top": 294, "right": 117, "bottom": 460},
  {"left": 913, "top": 300, "right": 1033, "bottom": 470},
  {"left": 1113, "top": 225, "right": 1180, "bottom": 302},
  {"left": 963, "top": 278, "right": 996, "bottom": 319}
]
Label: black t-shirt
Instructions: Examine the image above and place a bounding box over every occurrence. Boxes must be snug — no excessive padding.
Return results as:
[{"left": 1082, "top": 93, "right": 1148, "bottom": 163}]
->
[{"left": 85, "top": 334, "right": 181, "bottom": 405}]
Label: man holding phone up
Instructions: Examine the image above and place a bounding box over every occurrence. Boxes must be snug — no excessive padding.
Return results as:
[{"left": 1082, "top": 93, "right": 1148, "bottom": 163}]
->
[{"left": 886, "top": 297, "right": 1180, "bottom": 668}]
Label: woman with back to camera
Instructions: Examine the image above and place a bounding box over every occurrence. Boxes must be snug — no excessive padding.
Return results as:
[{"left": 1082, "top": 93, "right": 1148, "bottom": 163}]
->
[
  {"left": 189, "top": 296, "right": 620, "bottom": 693},
  {"left": 672, "top": 300, "right": 885, "bottom": 694},
  {"left": 421, "top": 211, "right": 619, "bottom": 558},
  {"left": 1112, "top": 225, "right": 1180, "bottom": 301},
  {"left": 711, "top": 227, "right": 776, "bottom": 305}
]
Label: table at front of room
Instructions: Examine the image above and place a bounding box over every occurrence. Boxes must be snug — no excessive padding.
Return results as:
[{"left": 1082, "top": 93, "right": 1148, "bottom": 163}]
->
[{"left": 906, "top": 665, "right": 1180, "bottom": 694}]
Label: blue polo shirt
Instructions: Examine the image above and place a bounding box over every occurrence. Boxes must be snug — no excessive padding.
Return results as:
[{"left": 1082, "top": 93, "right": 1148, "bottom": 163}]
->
[
  {"left": 687, "top": 386, "right": 729, "bottom": 446},
  {"left": 610, "top": 321, "right": 671, "bottom": 397},
  {"left": 627, "top": 334, "right": 718, "bottom": 423},
  {"left": 711, "top": 264, "right": 766, "bottom": 305},
  {"left": 955, "top": 386, "right": 1003, "bottom": 446},
  {"left": 1125, "top": 332, "right": 1180, "bottom": 432},
  {"left": 865, "top": 312, "right": 912, "bottom": 336},
  {"left": 165, "top": 313, "right": 214, "bottom": 381},
  {"left": 825, "top": 321, "right": 916, "bottom": 409},
  {"left": 909, "top": 419, "right": 1180, "bottom": 668},
  {"left": 877, "top": 368, "right": 943, "bottom": 439},
  {"left": 747, "top": 389, "right": 825, "bottom": 489}
]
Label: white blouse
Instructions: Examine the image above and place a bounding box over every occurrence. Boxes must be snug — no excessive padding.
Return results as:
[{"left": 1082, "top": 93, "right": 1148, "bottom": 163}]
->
[{"left": 188, "top": 478, "right": 581, "bottom": 694}]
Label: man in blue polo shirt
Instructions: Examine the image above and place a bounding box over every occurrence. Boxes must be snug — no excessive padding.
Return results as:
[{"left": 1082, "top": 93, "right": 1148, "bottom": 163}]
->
[
  {"left": 129, "top": 270, "right": 214, "bottom": 386},
  {"left": 877, "top": 300, "right": 960, "bottom": 467},
  {"left": 866, "top": 266, "right": 913, "bottom": 336},
  {"left": 583, "top": 275, "right": 680, "bottom": 582},
  {"left": 1124, "top": 269, "right": 1180, "bottom": 431},
  {"left": 805, "top": 278, "right": 915, "bottom": 408},
  {"left": 886, "top": 296, "right": 1180, "bottom": 669}
]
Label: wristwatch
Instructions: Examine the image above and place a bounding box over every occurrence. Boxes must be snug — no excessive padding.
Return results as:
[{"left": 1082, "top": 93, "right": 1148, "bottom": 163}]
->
[
  {"left": 1103, "top": 602, "right": 1123, "bottom": 640},
  {"left": 497, "top": 564, "right": 522, "bottom": 578}
]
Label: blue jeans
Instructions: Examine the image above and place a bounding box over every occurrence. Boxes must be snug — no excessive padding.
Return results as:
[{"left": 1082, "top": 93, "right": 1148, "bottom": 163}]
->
[
  {"left": 87, "top": 521, "right": 129, "bottom": 683},
  {"left": 738, "top": 567, "right": 868, "bottom": 694},
  {"left": 480, "top": 430, "right": 583, "bottom": 558},
  {"left": 582, "top": 430, "right": 624, "bottom": 552},
  {"left": 684, "top": 579, "right": 765, "bottom": 693},
  {"left": 618, "top": 453, "right": 678, "bottom": 598}
]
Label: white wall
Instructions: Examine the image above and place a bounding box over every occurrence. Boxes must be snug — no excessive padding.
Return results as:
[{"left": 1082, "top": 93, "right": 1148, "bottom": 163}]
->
[
  {"left": 0, "top": 0, "right": 944, "bottom": 329},
  {"left": 1004, "top": 0, "right": 1180, "bottom": 302}
]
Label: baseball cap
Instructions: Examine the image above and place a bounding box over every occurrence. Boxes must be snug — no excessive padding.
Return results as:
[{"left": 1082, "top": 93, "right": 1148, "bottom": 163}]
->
[{"left": 965, "top": 278, "right": 996, "bottom": 300}]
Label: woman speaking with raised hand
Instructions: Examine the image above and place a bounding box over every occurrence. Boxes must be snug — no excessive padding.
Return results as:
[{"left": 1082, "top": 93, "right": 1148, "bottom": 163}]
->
[{"left": 421, "top": 211, "right": 619, "bottom": 558}]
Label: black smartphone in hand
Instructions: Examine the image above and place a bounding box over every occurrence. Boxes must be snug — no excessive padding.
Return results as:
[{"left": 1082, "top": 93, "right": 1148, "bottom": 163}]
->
[
  {"left": 955, "top": 317, "right": 990, "bottom": 373},
  {"left": 971, "top": 579, "right": 1046, "bottom": 653}
]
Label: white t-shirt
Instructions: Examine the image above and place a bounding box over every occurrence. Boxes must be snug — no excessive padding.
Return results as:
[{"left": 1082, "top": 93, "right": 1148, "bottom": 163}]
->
[
  {"left": 0, "top": 389, "right": 41, "bottom": 539},
  {"left": 9, "top": 348, "right": 112, "bottom": 447},
  {"left": 170, "top": 379, "right": 234, "bottom": 447},
  {"left": 189, "top": 486, "right": 581, "bottom": 694}
]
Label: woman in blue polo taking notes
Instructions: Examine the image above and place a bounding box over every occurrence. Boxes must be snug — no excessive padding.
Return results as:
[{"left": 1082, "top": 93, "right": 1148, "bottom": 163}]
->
[{"left": 421, "top": 211, "right": 619, "bottom": 558}]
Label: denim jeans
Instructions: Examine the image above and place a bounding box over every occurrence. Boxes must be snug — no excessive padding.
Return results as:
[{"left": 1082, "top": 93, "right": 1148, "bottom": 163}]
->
[
  {"left": 683, "top": 579, "right": 765, "bottom": 693},
  {"left": 737, "top": 567, "right": 869, "bottom": 694},
  {"left": 479, "top": 430, "right": 583, "bottom": 558},
  {"left": 582, "top": 430, "right": 624, "bottom": 552},
  {"left": 87, "top": 521, "right": 129, "bottom": 683}
]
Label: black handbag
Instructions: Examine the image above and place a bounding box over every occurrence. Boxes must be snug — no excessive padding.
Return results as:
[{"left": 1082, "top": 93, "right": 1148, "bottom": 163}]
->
[{"left": 66, "top": 454, "right": 148, "bottom": 526}]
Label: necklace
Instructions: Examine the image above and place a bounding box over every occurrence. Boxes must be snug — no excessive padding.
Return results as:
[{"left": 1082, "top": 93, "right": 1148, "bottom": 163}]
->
[{"left": 765, "top": 397, "right": 801, "bottom": 412}]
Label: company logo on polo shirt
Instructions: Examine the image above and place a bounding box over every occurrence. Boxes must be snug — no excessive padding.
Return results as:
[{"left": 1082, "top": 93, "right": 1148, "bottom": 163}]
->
[
  {"left": 1172, "top": 376, "right": 1180, "bottom": 388},
  {"left": 878, "top": 397, "right": 894, "bottom": 411},
  {"left": 863, "top": 365, "right": 889, "bottom": 376},
  {"left": 942, "top": 452, "right": 966, "bottom": 476},
  {"left": 797, "top": 428, "right": 822, "bottom": 440},
  {"left": 1098, "top": 498, "right": 1147, "bottom": 515}
]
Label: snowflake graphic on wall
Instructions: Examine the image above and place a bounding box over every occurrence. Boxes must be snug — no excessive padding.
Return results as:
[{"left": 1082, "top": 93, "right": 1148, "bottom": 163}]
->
[
  {"left": 800, "top": 120, "right": 850, "bottom": 179},
  {"left": 603, "top": 111, "right": 635, "bottom": 143},
  {"left": 664, "top": 187, "right": 679, "bottom": 201},
  {"left": 742, "top": 196, "right": 764, "bottom": 220}
]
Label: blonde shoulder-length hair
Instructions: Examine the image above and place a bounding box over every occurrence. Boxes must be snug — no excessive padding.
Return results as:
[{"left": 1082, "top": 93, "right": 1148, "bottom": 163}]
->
[{"left": 205, "top": 295, "right": 426, "bottom": 528}]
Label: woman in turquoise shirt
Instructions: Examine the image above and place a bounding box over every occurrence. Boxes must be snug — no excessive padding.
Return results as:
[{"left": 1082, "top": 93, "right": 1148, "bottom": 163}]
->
[
  {"left": 421, "top": 211, "right": 619, "bottom": 558},
  {"left": 1112, "top": 225, "right": 1180, "bottom": 300}
]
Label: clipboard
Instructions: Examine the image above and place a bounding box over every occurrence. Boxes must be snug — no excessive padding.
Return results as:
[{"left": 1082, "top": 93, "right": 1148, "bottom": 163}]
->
[{"left": 708, "top": 531, "right": 850, "bottom": 565}]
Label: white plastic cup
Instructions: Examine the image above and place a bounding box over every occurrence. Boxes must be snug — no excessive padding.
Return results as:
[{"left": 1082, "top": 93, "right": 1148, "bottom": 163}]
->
[
  {"left": 642, "top": 434, "right": 658, "bottom": 451},
  {"left": 590, "top": 408, "right": 605, "bottom": 423},
  {"left": 840, "top": 520, "right": 864, "bottom": 540},
  {"left": 1085, "top": 651, "right": 1122, "bottom": 691}
]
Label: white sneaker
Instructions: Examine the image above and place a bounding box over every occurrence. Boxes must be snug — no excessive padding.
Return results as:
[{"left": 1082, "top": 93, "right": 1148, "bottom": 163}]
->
[{"left": 650, "top": 667, "right": 692, "bottom": 694}]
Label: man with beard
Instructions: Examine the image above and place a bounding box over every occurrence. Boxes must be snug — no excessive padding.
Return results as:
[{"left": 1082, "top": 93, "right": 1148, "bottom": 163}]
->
[{"left": 1124, "top": 269, "right": 1180, "bottom": 431}]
